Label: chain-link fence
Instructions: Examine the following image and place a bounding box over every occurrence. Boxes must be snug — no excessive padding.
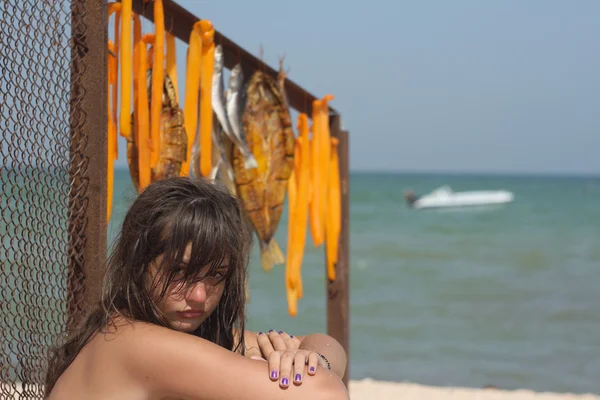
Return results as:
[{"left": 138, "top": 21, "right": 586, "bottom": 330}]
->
[{"left": 1, "top": 1, "right": 106, "bottom": 398}]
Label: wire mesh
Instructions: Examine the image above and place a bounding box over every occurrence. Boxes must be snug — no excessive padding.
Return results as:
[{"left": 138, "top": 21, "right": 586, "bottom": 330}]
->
[{"left": 1, "top": 0, "right": 92, "bottom": 398}]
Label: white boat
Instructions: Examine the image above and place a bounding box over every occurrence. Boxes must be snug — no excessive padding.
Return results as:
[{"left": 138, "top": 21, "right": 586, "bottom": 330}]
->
[{"left": 405, "top": 186, "right": 514, "bottom": 209}]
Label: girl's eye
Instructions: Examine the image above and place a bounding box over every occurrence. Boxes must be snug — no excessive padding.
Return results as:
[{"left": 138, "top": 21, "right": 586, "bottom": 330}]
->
[{"left": 210, "top": 271, "right": 226, "bottom": 281}]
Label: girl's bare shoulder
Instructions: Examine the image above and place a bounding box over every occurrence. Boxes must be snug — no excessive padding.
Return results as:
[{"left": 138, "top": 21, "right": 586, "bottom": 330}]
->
[{"left": 93, "top": 316, "right": 186, "bottom": 360}]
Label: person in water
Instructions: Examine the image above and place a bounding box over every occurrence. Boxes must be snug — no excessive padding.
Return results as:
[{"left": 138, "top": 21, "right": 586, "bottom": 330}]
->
[
  {"left": 45, "top": 177, "right": 348, "bottom": 400},
  {"left": 404, "top": 189, "right": 420, "bottom": 207}
]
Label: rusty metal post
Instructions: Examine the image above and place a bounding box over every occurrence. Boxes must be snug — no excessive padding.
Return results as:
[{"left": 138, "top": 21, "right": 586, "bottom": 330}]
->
[
  {"left": 327, "top": 114, "right": 350, "bottom": 386},
  {"left": 68, "top": 0, "right": 108, "bottom": 331}
]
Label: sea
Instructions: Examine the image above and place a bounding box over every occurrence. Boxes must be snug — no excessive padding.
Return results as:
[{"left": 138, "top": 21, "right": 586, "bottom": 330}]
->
[{"left": 105, "top": 169, "right": 600, "bottom": 395}]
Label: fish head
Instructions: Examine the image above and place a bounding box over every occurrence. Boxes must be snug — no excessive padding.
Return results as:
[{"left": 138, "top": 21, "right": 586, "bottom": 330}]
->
[{"left": 229, "top": 64, "right": 243, "bottom": 90}]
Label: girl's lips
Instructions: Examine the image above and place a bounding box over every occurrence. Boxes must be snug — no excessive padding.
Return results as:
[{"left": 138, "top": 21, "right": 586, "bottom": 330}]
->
[{"left": 177, "top": 310, "right": 205, "bottom": 319}]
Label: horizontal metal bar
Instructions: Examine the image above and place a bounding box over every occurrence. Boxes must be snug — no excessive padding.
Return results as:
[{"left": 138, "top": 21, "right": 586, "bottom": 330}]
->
[{"left": 123, "top": 0, "right": 338, "bottom": 117}]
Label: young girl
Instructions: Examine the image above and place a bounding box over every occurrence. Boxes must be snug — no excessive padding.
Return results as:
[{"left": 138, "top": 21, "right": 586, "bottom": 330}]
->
[{"left": 45, "top": 177, "right": 348, "bottom": 399}]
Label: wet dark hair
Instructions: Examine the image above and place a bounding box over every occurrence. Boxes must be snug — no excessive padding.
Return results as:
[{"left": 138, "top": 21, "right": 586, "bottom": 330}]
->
[{"left": 45, "top": 177, "right": 253, "bottom": 397}]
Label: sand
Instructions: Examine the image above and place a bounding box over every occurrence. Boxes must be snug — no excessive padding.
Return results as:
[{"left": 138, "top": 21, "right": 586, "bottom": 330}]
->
[
  {"left": 4, "top": 379, "right": 599, "bottom": 399},
  {"left": 349, "top": 379, "right": 600, "bottom": 400}
]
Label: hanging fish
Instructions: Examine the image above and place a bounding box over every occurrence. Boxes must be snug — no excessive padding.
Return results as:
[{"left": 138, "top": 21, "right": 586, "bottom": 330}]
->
[
  {"left": 226, "top": 64, "right": 258, "bottom": 170},
  {"left": 152, "top": 72, "right": 187, "bottom": 181},
  {"left": 212, "top": 117, "right": 238, "bottom": 195},
  {"left": 191, "top": 112, "right": 226, "bottom": 183},
  {"left": 128, "top": 70, "right": 187, "bottom": 190},
  {"left": 212, "top": 45, "right": 234, "bottom": 140},
  {"left": 232, "top": 65, "right": 295, "bottom": 272},
  {"left": 214, "top": 137, "right": 238, "bottom": 196},
  {"left": 208, "top": 44, "right": 238, "bottom": 194}
]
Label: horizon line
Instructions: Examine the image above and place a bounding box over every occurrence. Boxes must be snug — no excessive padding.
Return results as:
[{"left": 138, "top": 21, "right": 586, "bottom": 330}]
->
[{"left": 113, "top": 165, "right": 600, "bottom": 178}]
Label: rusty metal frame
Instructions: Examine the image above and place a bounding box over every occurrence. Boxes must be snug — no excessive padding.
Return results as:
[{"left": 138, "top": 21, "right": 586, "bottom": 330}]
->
[
  {"left": 118, "top": 0, "right": 350, "bottom": 385},
  {"left": 68, "top": 0, "right": 108, "bottom": 331},
  {"left": 327, "top": 115, "right": 350, "bottom": 385}
]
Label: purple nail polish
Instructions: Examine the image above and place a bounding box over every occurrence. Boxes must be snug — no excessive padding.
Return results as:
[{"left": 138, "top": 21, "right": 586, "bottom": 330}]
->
[
  {"left": 290, "top": 335, "right": 294, "bottom": 338},
  {"left": 271, "top": 371, "right": 278, "bottom": 379},
  {"left": 282, "top": 377, "right": 289, "bottom": 386},
  {"left": 278, "top": 330, "right": 283, "bottom": 334},
  {"left": 310, "top": 366, "right": 315, "bottom": 373},
  {"left": 295, "top": 374, "right": 302, "bottom": 382},
  {"left": 258, "top": 331, "right": 263, "bottom": 335},
  {"left": 268, "top": 329, "right": 274, "bottom": 333}
]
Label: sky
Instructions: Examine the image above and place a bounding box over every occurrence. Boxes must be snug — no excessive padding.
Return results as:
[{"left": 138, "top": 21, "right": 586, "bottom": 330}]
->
[{"left": 115, "top": 0, "right": 600, "bottom": 175}]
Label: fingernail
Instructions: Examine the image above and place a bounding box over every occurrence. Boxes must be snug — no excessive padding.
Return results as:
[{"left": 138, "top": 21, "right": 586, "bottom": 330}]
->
[
  {"left": 310, "top": 366, "right": 315, "bottom": 373},
  {"left": 290, "top": 335, "right": 294, "bottom": 338},
  {"left": 278, "top": 330, "right": 283, "bottom": 334},
  {"left": 282, "top": 377, "right": 289, "bottom": 386},
  {"left": 258, "top": 331, "right": 263, "bottom": 335},
  {"left": 295, "top": 374, "right": 302, "bottom": 382},
  {"left": 268, "top": 329, "right": 274, "bottom": 333},
  {"left": 271, "top": 371, "right": 278, "bottom": 379}
]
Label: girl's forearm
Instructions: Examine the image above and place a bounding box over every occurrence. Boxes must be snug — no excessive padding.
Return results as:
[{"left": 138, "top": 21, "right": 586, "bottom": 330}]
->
[{"left": 298, "top": 333, "right": 347, "bottom": 378}]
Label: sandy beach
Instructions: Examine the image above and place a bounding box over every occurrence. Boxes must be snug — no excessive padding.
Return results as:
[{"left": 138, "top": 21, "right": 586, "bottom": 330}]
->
[
  {"left": 4, "top": 379, "right": 600, "bottom": 399},
  {"left": 349, "top": 379, "right": 600, "bottom": 400}
]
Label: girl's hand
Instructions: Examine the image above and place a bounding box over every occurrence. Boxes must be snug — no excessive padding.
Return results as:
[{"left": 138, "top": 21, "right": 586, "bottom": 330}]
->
[
  {"left": 256, "top": 330, "right": 301, "bottom": 358},
  {"left": 255, "top": 330, "right": 320, "bottom": 387},
  {"left": 266, "top": 348, "right": 320, "bottom": 388}
]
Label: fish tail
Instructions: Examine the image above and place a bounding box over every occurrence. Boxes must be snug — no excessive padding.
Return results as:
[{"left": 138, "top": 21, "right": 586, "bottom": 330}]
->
[
  {"left": 209, "top": 159, "right": 221, "bottom": 181},
  {"left": 259, "top": 239, "right": 284, "bottom": 272},
  {"left": 214, "top": 157, "right": 237, "bottom": 195},
  {"left": 191, "top": 150, "right": 201, "bottom": 179},
  {"left": 243, "top": 152, "right": 258, "bottom": 170}
]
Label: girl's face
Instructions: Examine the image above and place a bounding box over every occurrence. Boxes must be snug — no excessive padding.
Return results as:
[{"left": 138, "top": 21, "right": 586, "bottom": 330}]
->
[{"left": 149, "top": 243, "right": 229, "bottom": 333}]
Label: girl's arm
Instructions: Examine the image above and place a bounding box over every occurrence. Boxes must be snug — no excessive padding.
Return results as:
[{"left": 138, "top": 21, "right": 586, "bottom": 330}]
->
[
  {"left": 238, "top": 329, "right": 306, "bottom": 357},
  {"left": 118, "top": 322, "right": 349, "bottom": 400},
  {"left": 298, "top": 333, "right": 347, "bottom": 379},
  {"left": 240, "top": 330, "right": 347, "bottom": 379}
]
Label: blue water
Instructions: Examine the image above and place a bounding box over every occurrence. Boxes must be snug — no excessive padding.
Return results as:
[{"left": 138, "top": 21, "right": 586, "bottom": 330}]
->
[{"left": 108, "top": 169, "right": 600, "bottom": 394}]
